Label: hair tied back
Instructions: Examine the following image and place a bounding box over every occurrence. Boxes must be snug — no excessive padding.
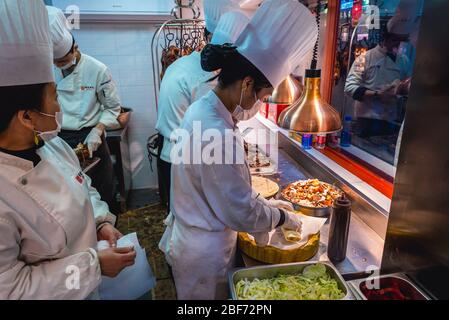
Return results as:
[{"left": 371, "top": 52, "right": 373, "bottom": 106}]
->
[{"left": 201, "top": 43, "right": 238, "bottom": 72}]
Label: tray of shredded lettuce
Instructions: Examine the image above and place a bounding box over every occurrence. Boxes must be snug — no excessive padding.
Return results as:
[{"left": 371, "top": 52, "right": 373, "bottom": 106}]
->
[{"left": 235, "top": 263, "right": 346, "bottom": 300}]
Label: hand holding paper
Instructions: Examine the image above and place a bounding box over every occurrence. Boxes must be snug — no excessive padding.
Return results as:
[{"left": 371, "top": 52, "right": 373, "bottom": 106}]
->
[{"left": 98, "top": 233, "right": 156, "bottom": 300}]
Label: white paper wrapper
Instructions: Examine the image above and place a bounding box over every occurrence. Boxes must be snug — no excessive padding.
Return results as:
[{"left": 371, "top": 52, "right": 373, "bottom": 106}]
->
[
  {"left": 249, "top": 213, "right": 327, "bottom": 250},
  {"left": 98, "top": 233, "right": 156, "bottom": 300}
]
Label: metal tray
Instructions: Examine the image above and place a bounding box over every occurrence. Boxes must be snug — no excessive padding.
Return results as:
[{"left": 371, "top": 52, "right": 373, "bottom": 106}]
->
[
  {"left": 347, "top": 273, "right": 431, "bottom": 300},
  {"left": 229, "top": 261, "right": 351, "bottom": 300}
]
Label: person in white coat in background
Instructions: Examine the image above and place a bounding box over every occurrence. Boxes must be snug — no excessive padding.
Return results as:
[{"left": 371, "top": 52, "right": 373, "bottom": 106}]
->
[
  {"left": 159, "top": 0, "right": 318, "bottom": 299},
  {"left": 344, "top": 16, "right": 413, "bottom": 140},
  {"left": 0, "top": 0, "right": 135, "bottom": 299},
  {"left": 47, "top": 6, "right": 121, "bottom": 214},
  {"left": 155, "top": 0, "right": 255, "bottom": 212}
]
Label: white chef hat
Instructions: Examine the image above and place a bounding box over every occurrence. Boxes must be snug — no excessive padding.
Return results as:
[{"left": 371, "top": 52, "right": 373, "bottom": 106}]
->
[
  {"left": 387, "top": 0, "right": 423, "bottom": 36},
  {"left": 46, "top": 6, "right": 74, "bottom": 59},
  {"left": 211, "top": 11, "right": 250, "bottom": 45},
  {"left": 387, "top": 16, "right": 414, "bottom": 36},
  {"left": 203, "top": 0, "right": 240, "bottom": 33},
  {"left": 0, "top": 0, "right": 54, "bottom": 87},
  {"left": 396, "top": 0, "right": 424, "bottom": 17},
  {"left": 235, "top": 0, "right": 318, "bottom": 88},
  {"left": 238, "top": 0, "right": 263, "bottom": 9}
]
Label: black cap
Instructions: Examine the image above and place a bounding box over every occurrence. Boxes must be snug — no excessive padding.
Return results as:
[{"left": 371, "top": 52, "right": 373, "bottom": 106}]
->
[{"left": 305, "top": 69, "right": 321, "bottom": 78}]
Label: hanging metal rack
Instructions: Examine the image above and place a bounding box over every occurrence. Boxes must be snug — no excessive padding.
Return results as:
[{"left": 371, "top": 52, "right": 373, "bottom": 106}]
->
[
  {"left": 148, "top": 1, "right": 206, "bottom": 174},
  {"left": 150, "top": 0, "right": 206, "bottom": 112}
]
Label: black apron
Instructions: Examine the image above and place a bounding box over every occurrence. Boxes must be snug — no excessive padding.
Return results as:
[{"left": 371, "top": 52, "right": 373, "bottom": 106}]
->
[{"left": 156, "top": 134, "right": 171, "bottom": 214}]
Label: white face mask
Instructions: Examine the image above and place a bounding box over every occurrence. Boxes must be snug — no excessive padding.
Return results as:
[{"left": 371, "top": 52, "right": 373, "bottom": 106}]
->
[
  {"left": 233, "top": 89, "right": 262, "bottom": 122},
  {"left": 34, "top": 111, "right": 63, "bottom": 141},
  {"left": 60, "top": 57, "right": 77, "bottom": 70}
]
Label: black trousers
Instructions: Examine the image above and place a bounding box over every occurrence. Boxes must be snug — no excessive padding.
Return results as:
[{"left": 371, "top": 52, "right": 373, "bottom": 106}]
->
[
  {"left": 60, "top": 128, "right": 118, "bottom": 215},
  {"left": 156, "top": 134, "right": 171, "bottom": 214}
]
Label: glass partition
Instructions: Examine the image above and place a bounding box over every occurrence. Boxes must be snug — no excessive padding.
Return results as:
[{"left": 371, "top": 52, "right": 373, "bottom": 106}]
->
[{"left": 331, "top": 0, "right": 423, "bottom": 167}]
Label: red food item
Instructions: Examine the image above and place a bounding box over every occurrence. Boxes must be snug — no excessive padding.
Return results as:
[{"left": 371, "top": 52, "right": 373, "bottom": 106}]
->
[
  {"left": 360, "top": 277, "right": 426, "bottom": 300},
  {"left": 181, "top": 45, "right": 193, "bottom": 56},
  {"left": 160, "top": 45, "right": 181, "bottom": 79}
]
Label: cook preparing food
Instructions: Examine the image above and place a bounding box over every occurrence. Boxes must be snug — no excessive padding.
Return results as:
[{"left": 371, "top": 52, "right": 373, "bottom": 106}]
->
[
  {"left": 155, "top": 1, "right": 254, "bottom": 213},
  {"left": 47, "top": 5, "right": 122, "bottom": 214},
  {"left": 0, "top": 0, "right": 444, "bottom": 303},
  {"left": 159, "top": 0, "right": 318, "bottom": 300}
]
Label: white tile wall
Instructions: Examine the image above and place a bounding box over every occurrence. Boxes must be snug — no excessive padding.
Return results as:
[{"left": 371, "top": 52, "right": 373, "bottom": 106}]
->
[
  {"left": 69, "top": 0, "right": 206, "bottom": 190},
  {"left": 72, "top": 23, "right": 159, "bottom": 189}
]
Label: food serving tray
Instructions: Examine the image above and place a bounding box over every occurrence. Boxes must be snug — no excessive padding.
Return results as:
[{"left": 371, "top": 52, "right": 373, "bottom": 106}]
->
[
  {"left": 347, "top": 273, "right": 430, "bottom": 300},
  {"left": 229, "top": 261, "right": 351, "bottom": 300}
]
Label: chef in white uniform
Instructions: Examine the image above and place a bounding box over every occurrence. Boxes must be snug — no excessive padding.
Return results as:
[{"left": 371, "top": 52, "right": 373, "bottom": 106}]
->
[
  {"left": 47, "top": 6, "right": 121, "bottom": 213},
  {"left": 159, "top": 0, "right": 318, "bottom": 299},
  {"left": 155, "top": 2, "right": 254, "bottom": 211},
  {"left": 0, "top": 0, "right": 135, "bottom": 299},
  {"left": 344, "top": 16, "right": 413, "bottom": 139}
]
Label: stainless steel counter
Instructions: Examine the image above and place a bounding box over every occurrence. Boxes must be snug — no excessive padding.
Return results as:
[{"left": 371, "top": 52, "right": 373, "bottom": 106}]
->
[{"left": 240, "top": 118, "right": 385, "bottom": 277}]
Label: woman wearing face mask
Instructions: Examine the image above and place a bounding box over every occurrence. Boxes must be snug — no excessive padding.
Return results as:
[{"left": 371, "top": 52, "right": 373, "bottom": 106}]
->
[
  {"left": 46, "top": 6, "right": 122, "bottom": 213},
  {"left": 159, "top": 0, "right": 318, "bottom": 299},
  {"left": 0, "top": 1, "right": 135, "bottom": 299}
]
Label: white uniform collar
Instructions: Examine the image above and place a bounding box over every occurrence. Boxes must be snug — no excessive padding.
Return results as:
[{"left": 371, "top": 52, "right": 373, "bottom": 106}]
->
[
  {"left": 0, "top": 142, "right": 52, "bottom": 181},
  {"left": 208, "top": 90, "right": 236, "bottom": 129},
  {"left": 74, "top": 53, "right": 84, "bottom": 71},
  {"left": 60, "top": 52, "right": 84, "bottom": 78},
  {"left": 376, "top": 44, "right": 387, "bottom": 55},
  {"left": 0, "top": 151, "right": 34, "bottom": 176}
]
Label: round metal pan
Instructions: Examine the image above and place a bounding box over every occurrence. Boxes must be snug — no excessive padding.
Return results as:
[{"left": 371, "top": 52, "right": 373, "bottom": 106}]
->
[{"left": 278, "top": 181, "right": 342, "bottom": 217}]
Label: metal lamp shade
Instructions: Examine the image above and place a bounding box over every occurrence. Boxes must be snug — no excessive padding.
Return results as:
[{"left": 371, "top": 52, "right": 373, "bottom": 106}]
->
[
  {"left": 269, "top": 75, "right": 303, "bottom": 105},
  {"left": 278, "top": 69, "right": 342, "bottom": 134}
]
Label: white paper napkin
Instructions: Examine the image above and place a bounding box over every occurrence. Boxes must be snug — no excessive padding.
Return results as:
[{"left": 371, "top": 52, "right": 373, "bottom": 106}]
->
[
  {"left": 98, "top": 233, "right": 156, "bottom": 300},
  {"left": 249, "top": 213, "right": 327, "bottom": 250}
]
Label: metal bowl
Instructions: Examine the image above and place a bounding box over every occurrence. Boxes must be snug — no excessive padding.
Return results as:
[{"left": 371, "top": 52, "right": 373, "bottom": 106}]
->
[
  {"left": 279, "top": 181, "right": 343, "bottom": 217},
  {"left": 347, "top": 273, "right": 430, "bottom": 300}
]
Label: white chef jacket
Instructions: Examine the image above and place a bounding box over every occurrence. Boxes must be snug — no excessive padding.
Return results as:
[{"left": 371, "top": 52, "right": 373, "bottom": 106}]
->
[
  {"left": 0, "top": 137, "right": 115, "bottom": 300},
  {"left": 159, "top": 90, "right": 281, "bottom": 299},
  {"left": 55, "top": 53, "right": 121, "bottom": 130},
  {"left": 345, "top": 45, "right": 412, "bottom": 121},
  {"left": 155, "top": 52, "right": 215, "bottom": 163}
]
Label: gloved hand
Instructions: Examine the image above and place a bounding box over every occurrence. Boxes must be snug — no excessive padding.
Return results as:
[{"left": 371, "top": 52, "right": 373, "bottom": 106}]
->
[
  {"left": 268, "top": 199, "right": 294, "bottom": 211},
  {"left": 84, "top": 127, "right": 103, "bottom": 158},
  {"left": 251, "top": 232, "right": 270, "bottom": 247},
  {"left": 282, "top": 211, "right": 303, "bottom": 232}
]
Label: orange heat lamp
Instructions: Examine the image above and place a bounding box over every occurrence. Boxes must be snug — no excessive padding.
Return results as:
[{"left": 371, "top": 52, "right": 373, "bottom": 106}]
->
[
  {"left": 278, "top": 69, "right": 342, "bottom": 134},
  {"left": 278, "top": 0, "right": 342, "bottom": 134}
]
